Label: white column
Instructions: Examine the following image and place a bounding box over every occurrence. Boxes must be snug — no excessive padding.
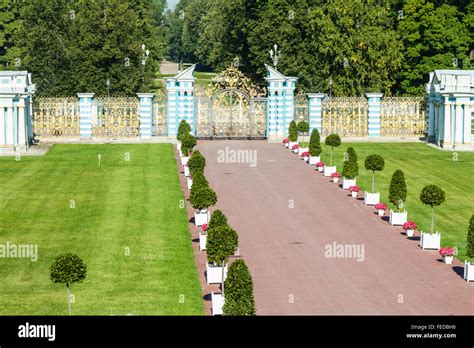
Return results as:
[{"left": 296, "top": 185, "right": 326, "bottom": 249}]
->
[
  {"left": 5, "top": 106, "right": 14, "bottom": 146},
  {"left": 0, "top": 106, "right": 5, "bottom": 146},
  {"left": 17, "top": 99, "right": 26, "bottom": 146},
  {"left": 443, "top": 100, "right": 451, "bottom": 144}
]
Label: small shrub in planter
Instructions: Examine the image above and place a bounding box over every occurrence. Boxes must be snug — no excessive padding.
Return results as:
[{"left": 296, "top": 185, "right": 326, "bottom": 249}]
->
[
  {"left": 181, "top": 132, "right": 197, "bottom": 157},
  {"left": 349, "top": 185, "right": 360, "bottom": 198},
  {"left": 364, "top": 154, "right": 385, "bottom": 193},
  {"left": 288, "top": 120, "right": 298, "bottom": 142},
  {"left": 465, "top": 215, "right": 474, "bottom": 281},
  {"left": 324, "top": 134, "right": 341, "bottom": 166},
  {"left": 419, "top": 185, "right": 445, "bottom": 233},
  {"left": 177, "top": 119, "right": 191, "bottom": 142},
  {"left": 375, "top": 203, "right": 387, "bottom": 216},
  {"left": 206, "top": 225, "right": 239, "bottom": 291},
  {"left": 190, "top": 185, "right": 217, "bottom": 226},
  {"left": 297, "top": 121, "right": 310, "bottom": 143},
  {"left": 331, "top": 172, "right": 341, "bottom": 183},
  {"left": 309, "top": 128, "right": 322, "bottom": 162},
  {"left": 342, "top": 147, "right": 359, "bottom": 180},
  {"left": 403, "top": 221, "right": 417, "bottom": 237},
  {"left": 188, "top": 150, "right": 206, "bottom": 177},
  {"left": 190, "top": 171, "right": 209, "bottom": 190},
  {"left": 223, "top": 259, "right": 256, "bottom": 316},
  {"left": 439, "top": 247, "right": 456, "bottom": 264}
]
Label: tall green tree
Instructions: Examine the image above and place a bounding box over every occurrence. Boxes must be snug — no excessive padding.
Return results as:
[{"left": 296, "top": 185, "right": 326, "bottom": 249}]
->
[{"left": 0, "top": 0, "right": 25, "bottom": 69}]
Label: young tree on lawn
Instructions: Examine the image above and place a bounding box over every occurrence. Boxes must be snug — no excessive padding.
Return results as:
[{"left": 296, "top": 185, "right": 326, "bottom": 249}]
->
[
  {"left": 324, "top": 134, "right": 341, "bottom": 166},
  {"left": 188, "top": 150, "right": 206, "bottom": 177},
  {"left": 364, "top": 154, "right": 385, "bottom": 193},
  {"left": 297, "top": 121, "right": 309, "bottom": 143},
  {"left": 419, "top": 185, "right": 446, "bottom": 233},
  {"left": 206, "top": 225, "right": 238, "bottom": 295},
  {"left": 223, "top": 259, "right": 256, "bottom": 316},
  {"left": 389, "top": 170, "right": 407, "bottom": 211},
  {"left": 208, "top": 210, "right": 228, "bottom": 231},
  {"left": 288, "top": 120, "right": 298, "bottom": 142},
  {"left": 467, "top": 215, "right": 474, "bottom": 260},
  {"left": 309, "top": 128, "right": 322, "bottom": 157},
  {"left": 50, "top": 253, "right": 87, "bottom": 315}
]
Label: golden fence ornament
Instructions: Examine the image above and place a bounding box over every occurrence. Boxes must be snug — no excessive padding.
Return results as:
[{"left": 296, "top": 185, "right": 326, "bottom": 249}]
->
[
  {"left": 33, "top": 97, "right": 80, "bottom": 137},
  {"left": 152, "top": 90, "right": 167, "bottom": 136},
  {"left": 381, "top": 97, "right": 426, "bottom": 136},
  {"left": 91, "top": 96, "right": 140, "bottom": 138},
  {"left": 322, "top": 97, "right": 368, "bottom": 137},
  {"left": 295, "top": 91, "right": 309, "bottom": 123}
]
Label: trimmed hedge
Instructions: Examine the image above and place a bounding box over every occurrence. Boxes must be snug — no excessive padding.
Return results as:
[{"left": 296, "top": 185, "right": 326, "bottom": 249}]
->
[
  {"left": 206, "top": 225, "right": 238, "bottom": 265},
  {"left": 389, "top": 170, "right": 407, "bottom": 211},
  {"left": 467, "top": 215, "right": 474, "bottom": 259},
  {"left": 208, "top": 210, "right": 228, "bottom": 231},
  {"left": 181, "top": 132, "right": 196, "bottom": 157},
  {"left": 188, "top": 150, "right": 206, "bottom": 176},
  {"left": 177, "top": 120, "right": 191, "bottom": 142},
  {"left": 288, "top": 120, "right": 298, "bottom": 142},
  {"left": 308, "top": 128, "right": 322, "bottom": 156},
  {"left": 189, "top": 186, "right": 217, "bottom": 211}
]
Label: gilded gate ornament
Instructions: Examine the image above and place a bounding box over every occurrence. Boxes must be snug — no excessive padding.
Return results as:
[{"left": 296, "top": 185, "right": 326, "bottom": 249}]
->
[
  {"left": 322, "top": 97, "right": 369, "bottom": 137},
  {"left": 33, "top": 97, "right": 80, "bottom": 137},
  {"left": 92, "top": 96, "right": 140, "bottom": 137},
  {"left": 381, "top": 97, "right": 426, "bottom": 136}
]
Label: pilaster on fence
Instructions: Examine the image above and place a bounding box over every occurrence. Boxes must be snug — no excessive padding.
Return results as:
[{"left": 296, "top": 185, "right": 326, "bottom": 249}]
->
[
  {"left": 307, "top": 93, "right": 326, "bottom": 134},
  {"left": 366, "top": 93, "right": 383, "bottom": 137},
  {"left": 77, "top": 93, "right": 94, "bottom": 138},
  {"left": 137, "top": 93, "right": 154, "bottom": 139}
]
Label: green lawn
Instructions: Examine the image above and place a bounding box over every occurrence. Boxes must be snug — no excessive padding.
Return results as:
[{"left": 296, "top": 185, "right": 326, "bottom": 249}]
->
[
  {"left": 0, "top": 144, "right": 203, "bottom": 315},
  {"left": 300, "top": 141, "right": 474, "bottom": 260}
]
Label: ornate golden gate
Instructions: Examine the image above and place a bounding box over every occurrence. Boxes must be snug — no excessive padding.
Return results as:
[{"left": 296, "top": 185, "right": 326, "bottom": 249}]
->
[
  {"left": 380, "top": 97, "right": 426, "bottom": 136},
  {"left": 195, "top": 67, "right": 266, "bottom": 139},
  {"left": 33, "top": 97, "right": 80, "bottom": 137},
  {"left": 322, "top": 97, "right": 368, "bottom": 137}
]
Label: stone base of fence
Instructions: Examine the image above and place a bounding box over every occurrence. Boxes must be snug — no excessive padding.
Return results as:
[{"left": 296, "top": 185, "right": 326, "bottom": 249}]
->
[{"left": 33, "top": 136, "right": 177, "bottom": 145}]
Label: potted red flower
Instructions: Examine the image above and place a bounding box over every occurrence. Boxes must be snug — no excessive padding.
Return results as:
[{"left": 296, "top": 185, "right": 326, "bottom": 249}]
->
[
  {"left": 331, "top": 172, "right": 341, "bottom": 183},
  {"left": 291, "top": 144, "right": 299, "bottom": 154},
  {"left": 301, "top": 151, "right": 310, "bottom": 162},
  {"left": 283, "top": 138, "right": 289, "bottom": 148},
  {"left": 439, "top": 247, "right": 456, "bottom": 264},
  {"left": 316, "top": 161, "right": 325, "bottom": 173},
  {"left": 402, "top": 221, "right": 416, "bottom": 238},
  {"left": 375, "top": 203, "right": 387, "bottom": 216},
  {"left": 199, "top": 224, "right": 208, "bottom": 251},
  {"left": 349, "top": 185, "right": 360, "bottom": 198}
]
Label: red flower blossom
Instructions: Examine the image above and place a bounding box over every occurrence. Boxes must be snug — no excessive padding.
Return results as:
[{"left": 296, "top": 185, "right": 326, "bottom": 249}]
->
[
  {"left": 301, "top": 151, "right": 310, "bottom": 157},
  {"left": 402, "top": 221, "right": 417, "bottom": 230},
  {"left": 291, "top": 144, "right": 299, "bottom": 150},
  {"left": 201, "top": 224, "right": 208, "bottom": 232},
  {"left": 283, "top": 138, "right": 289, "bottom": 144},
  {"left": 439, "top": 247, "right": 455, "bottom": 257},
  {"left": 375, "top": 203, "right": 387, "bottom": 210},
  {"left": 331, "top": 172, "right": 341, "bottom": 178},
  {"left": 316, "top": 161, "right": 325, "bottom": 167},
  {"left": 349, "top": 185, "right": 360, "bottom": 192}
]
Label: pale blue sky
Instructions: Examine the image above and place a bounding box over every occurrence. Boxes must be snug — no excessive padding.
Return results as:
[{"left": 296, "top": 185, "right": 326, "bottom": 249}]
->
[{"left": 167, "top": 0, "right": 179, "bottom": 10}]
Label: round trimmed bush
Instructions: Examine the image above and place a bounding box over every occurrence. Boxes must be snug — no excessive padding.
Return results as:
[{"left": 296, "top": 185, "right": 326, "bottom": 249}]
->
[
  {"left": 309, "top": 128, "right": 322, "bottom": 156},
  {"left": 297, "top": 121, "right": 309, "bottom": 134},
  {"left": 467, "top": 215, "right": 474, "bottom": 260},
  {"left": 324, "top": 134, "right": 341, "bottom": 166},
  {"left": 365, "top": 154, "right": 385, "bottom": 193},
  {"left": 208, "top": 210, "right": 228, "bottom": 231},
  {"left": 389, "top": 170, "right": 407, "bottom": 211},
  {"left": 288, "top": 120, "right": 298, "bottom": 142},
  {"left": 223, "top": 259, "right": 256, "bottom": 316},
  {"left": 188, "top": 150, "right": 206, "bottom": 176},
  {"left": 206, "top": 225, "right": 238, "bottom": 266},
  {"left": 190, "top": 186, "right": 217, "bottom": 211},
  {"left": 420, "top": 184, "right": 445, "bottom": 233}
]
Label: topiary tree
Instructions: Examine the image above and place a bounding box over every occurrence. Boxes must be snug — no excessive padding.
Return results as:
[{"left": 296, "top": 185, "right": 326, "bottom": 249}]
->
[
  {"left": 288, "top": 120, "right": 298, "bottom": 142},
  {"left": 177, "top": 120, "right": 191, "bottom": 142},
  {"left": 190, "top": 186, "right": 217, "bottom": 212},
  {"left": 190, "top": 170, "right": 209, "bottom": 190},
  {"left": 467, "top": 215, "right": 474, "bottom": 260},
  {"left": 223, "top": 259, "right": 256, "bottom": 316},
  {"left": 181, "top": 132, "right": 196, "bottom": 157},
  {"left": 364, "top": 154, "right": 385, "bottom": 193},
  {"left": 324, "top": 134, "right": 341, "bottom": 166},
  {"left": 297, "top": 121, "right": 310, "bottom": 143},
  {"left": 208, "top": 210, "right": 228, "bottom": 231},
  {"left": 50, "top": 253, "right": 87, "bottom": 315},
  {"left": 342, "top": 147, "right": 359, "bottom": 179},
  {"left": 308, "top": 128, "right": 322, "bottom": 157},
  {"left": 420, "top": 185, "right": 445, "bottom": 233},
  {"left": 188, "top": 150, "right": 206, "bottom": 177},
  {"left": 206, "top": 225, "right": 239, "bottom": 294},
  {"left": 389, "top": 170, "right": 407, "bottom": 212}
]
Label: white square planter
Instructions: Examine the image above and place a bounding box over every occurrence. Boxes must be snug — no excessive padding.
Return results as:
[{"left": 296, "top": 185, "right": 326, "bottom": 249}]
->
[
  {"left": 389, "top": 210, "right": 408, "bottom": 226},
  {"left": 324, "top": 166, "right": 336, "bottom": 177},
  {"left": 184, "top": 166, "right": 190, "bottom": 177},
  {"left": 206, "top": 263, "right": 228, "bottom": 284},
  {"left": 298, "top": 147, "right": 309, "bottom": 156},
  {"left": 443, "top": 256, "right": 454, "bottom": 265},
  {"left": 419, "top": 232, "right": 441, "bottom": 250},
  {"left": 309, "top": 156, "right": 320, "bottom": 166},
  {"left": 181, "top": 156, "right": 189, "bottom": 166},
  {"left": 199, "top": 233, "right": 207, "bottom": 251},
  {"left": 342, "top": 178, "right": 356, "bottom": 190},
  {"left": 284, "top": 142, "right": 289, "bottom": 148},
  {"left": 351, "top": 191, "right": 358, "bottom": 198},
  {"left": 464, "top": 262, "right": 474, "bottom": 281},
  {"left": 178, "top": 149, "right": 183, "bottom": 157},
  {"left": 211, "top": 292, "right": 224, "bottom": 316},
  {"left": 187, "top": 177, "right": 193, "bottom": 191},
  {"left": 317, "top": 166, "right": 324, "bottom": 173},
  {"left": 195, "top": 209, "right": 210, "bottom": 227},
  {"left": 177, "top": 142, "right": 182, "bottom": 151},
  {"left": 405, "top": 229, "right": 415, "bottom": 238},
  {"left": 364, "top": 192, "right": 380, "bottom": 206},
  {"left": 288, "top": 142, "right": 298, "bottom": 150}
]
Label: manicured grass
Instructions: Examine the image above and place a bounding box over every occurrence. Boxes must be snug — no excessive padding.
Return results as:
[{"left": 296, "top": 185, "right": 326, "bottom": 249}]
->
[
  {"left": 300, "top": 141, "right": 474, "bottom": 260},
  {"left": 0, "top": 144, "right": 203, "bottom": 315}
]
